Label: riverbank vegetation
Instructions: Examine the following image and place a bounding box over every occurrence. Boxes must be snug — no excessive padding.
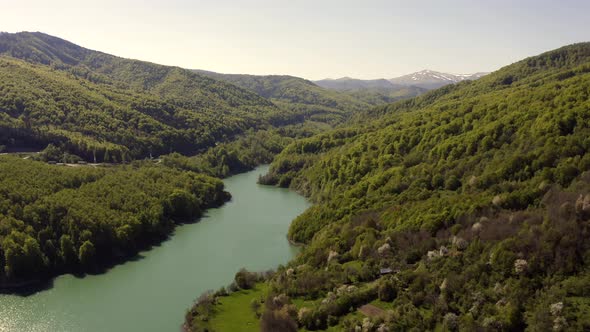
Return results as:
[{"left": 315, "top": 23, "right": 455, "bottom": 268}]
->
[
  {"left": 184, "top": 279, "right": 270, "bottom": 332},
  {"left": 187, "top": 43, "right": 590, "bottom": 330},
  {"left": 161, "top": 122, "right": 331, "bottom": 178},
  {"left": 0, "top": 156, "right": 229, "bottom": 287}
]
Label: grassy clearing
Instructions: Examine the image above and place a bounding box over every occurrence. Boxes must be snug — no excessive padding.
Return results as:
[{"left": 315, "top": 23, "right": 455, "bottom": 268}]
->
[
  {"left": 369, "top": 299, "right": 392, "bottom": 311},
  {"left": 292, "top": 297, "right": 320, "bottom": 309},
  {"left": 208, "top": 284, "right": 268, "bottom": 332},
  {"left": 342, "top": 260, "right": 363, "bottom": 270}
]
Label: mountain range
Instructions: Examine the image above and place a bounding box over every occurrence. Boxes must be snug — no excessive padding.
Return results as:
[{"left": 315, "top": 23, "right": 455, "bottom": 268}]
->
[
  {"left": 0, "top": 31, "right": 447, "bottom": 162},
  {"left": 389, "top": 69, "right": 489, "bottom": 89},
  {"left": 0, "top": 31, "right": 284, "bottom": 160},
  {"left": 194, "top": 71, "right": 430, "bottom": 111},
  {"left": 0, "top": 32, "right": 392, "bottom": 161},
  {"left": 191, "top": 70, "right": 373, "bottom": 124},
  {"left": 315, "top": 69, "right": 489, "bottom": 91}
]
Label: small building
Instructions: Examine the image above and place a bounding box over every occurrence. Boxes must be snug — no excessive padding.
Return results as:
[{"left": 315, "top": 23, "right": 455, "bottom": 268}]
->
[{"left": 379, "top": 268, "right": 393, "bottom": 275}]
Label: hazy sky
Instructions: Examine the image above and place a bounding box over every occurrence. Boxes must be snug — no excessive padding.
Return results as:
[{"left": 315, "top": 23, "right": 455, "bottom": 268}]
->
[{"left": 1, "top": 0, "right": 589, "bottom": 79}]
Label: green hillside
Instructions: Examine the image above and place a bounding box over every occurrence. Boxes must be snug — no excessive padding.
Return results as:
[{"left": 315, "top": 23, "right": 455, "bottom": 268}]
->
[
  {"left": 0, "top": 156, "right": 229, "bottom": 284},
  {"left": 340, "top": 85, "right": 427, "bottom": 105},
  {"left": 188, "top": 43, "right": 590, "bottom": 331},
  {"left": 313, "top": 77, "right": 427, "bottom": 105},
  {"left": 264, "top": 43, "right": 590, "bottom": 242},
  {"left": 0, "top": 32, "right": 293, "bottom": 161},
  {"left": 194, "top": 71, "right": 382, "bottom": 124}
]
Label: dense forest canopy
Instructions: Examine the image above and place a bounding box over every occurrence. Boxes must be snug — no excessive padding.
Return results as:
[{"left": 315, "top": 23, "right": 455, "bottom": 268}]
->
[
  {"left": 0, "top": 32, "right": 377, "bottom": 287},
  {"left": 193, "top": 71, "right": 374, "bottom": 125},
  {"left": 0, "top": 32, "right": 414, "bottom": 163},
  {"left": 313, "top": 77, "right": 428, "bottom": 105},
  {"left": 0, "top": 32, "right": 287, "bottom": 160},
  {"left": 263, "top": 42, "right": 590, "bottom": 243},
  {"left": 187, "top": 43, "right": 590, "bottom": 331},
  {"left": 0, "top": 156, "right": 229, "bottom": 283},
  {"left": 0, "top": 32, "right": 426, "bottom": 163},
  {"left": 0, "top": 32, "right": 365, "bottom": 162}
]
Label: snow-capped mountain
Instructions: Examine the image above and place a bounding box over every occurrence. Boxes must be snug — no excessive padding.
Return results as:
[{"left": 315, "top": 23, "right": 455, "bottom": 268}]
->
[
  {"left": 315, "top": 70, "right": 489, "bottom": 93},
  {"left": 389, "top": 69, "right": 489, "bottom": 90}
]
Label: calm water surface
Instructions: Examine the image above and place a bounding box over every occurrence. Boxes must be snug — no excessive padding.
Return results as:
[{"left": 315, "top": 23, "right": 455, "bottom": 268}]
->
[{"left": 0, "top": 165, "right": 309, "bottom": 332}]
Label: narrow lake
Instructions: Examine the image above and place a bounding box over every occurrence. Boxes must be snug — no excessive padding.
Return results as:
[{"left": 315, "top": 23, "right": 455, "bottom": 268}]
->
[{"left": 0, "top": 165, "right": 310, "bottom": 332}]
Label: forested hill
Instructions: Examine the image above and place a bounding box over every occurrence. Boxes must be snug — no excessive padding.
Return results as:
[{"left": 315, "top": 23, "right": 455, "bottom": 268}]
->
[
  {"left": 195, "top": 70, "right": 430, "bottom": 118},
  {"left": 265, "top": 41, "right": 590, "bottom": 242},
  {"left": 187, "top": 43, "right": 590, "bottom": 331},
  {"left": 314, "top": 77, "right": 397, "bottom": 90},
  {"left": 0, "top": 32, "right": 292, "bottom": 161},
  {"left": 192, "top": 70, "right": 375, "bottom": 124},
  {"left": 0, "top": 32, "right": 273, "bottom": 108},
  {"left": 0, "top": 156, "right": 229, "bottom": 285}
]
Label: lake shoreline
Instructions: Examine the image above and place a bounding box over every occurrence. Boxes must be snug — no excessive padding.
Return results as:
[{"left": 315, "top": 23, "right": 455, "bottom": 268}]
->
[
  {"left": 0, "top": 165, "right": 311, "bottom": 332},
  {"left": 0, "top": 163, "right": 298, "bottom": 294},
  {"left": 0, "top": 191, "right": 232, "bottom": 295}
]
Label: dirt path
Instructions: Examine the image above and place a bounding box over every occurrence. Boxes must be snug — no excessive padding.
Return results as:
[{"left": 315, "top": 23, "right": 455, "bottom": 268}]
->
[{"left": 358, "top": 304, "right": 385, "bottom": 318}]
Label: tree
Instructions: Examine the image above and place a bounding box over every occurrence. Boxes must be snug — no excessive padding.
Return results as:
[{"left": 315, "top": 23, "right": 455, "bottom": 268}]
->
[
  {"left": 2, "top": 232, "right": 47, "bottom": 278},
  {"left": 166, "top": 190, "right": 199, "bottom": 221},
  {"left": 78, "top": 240, "right": 96, "bottom": 267},
  {"left": 445, "top": 175, "right": 462, "bottom": 191},
  {"left": 103, "top": 149, "right": 110, "bottom": 163},
  {"left": 378, "top": 279, "right": 397, "bottom": 302},
  {"left": 60, "top": 235, "right": 77, "bottom": 266},
  {"left": 235, "top": 268, "right": 258, "bottom": 289},
  {"left": 261, "top": 309, "right": 297, "bottom": 332}
]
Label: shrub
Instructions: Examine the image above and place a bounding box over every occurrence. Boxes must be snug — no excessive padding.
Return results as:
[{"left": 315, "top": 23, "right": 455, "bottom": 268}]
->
[
  {"left": 445, "top": 175, "right": 462, "bottom": 191},
  {"left": 260, "top": 309, "right": 297, "bottom": 332},
  {"left": 378, "top": 279, "right": 397, "bottom": 302},
  {"left": 235, "top": 268, "right": 259, "bottom": 290}
]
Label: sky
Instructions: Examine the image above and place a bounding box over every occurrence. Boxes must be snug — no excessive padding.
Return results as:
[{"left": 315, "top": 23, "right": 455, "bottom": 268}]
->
[{"left": 1, "top": 0, "right": 589, "bottom": 80}]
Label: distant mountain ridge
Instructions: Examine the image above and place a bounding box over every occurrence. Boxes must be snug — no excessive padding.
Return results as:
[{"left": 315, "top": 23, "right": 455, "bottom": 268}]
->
[
  {"left": 194, "top": 70, "right": 426, "bottom": 114},
  {"left": 315, "top": 69, "right": 489, "bottom": 91},
  {"left": 312, "top": 76, "right": 429, "bottom": 104},
  {"left": 192, "top": 70, "right": 373, "bottom": 124},
  {"left": 314, "top": 77, "right": 399, "bottom": 91},
  {"left": 389, "top": 69, "right": 489, "bottom": 89}
]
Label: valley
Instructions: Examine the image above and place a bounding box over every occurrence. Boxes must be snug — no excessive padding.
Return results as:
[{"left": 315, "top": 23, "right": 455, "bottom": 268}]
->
[
  {"left": 187, "top": 43, "right": 590, "bottom": 331},
  {"left": 0, "top": 22, "right": 588, "bottom": 332},
  {"left": 0, "top": 166, "right": 309, "bottom": 332}
]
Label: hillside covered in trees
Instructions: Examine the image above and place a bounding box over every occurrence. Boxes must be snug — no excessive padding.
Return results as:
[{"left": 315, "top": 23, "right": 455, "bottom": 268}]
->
[
  {"left": 0, "top": 32, "right": 424, "bottom": 165},
  {"left": 193, "top": 71, "right": 375, "bottom": 125},
  {"left": 313, "top": 77, "right": 427, "bottom": 105},
  {"left": 0, "top": 156, "right": 229, "bottom": 286},
  {"left": 186, "top": 43, "right": 590, "bottom": 331},
  {"left": 0, "top": 32, "right": 355, "bottom": 162},
  {"left": 196, "top": 71, "right": 429, "bottom": 121},
  {"left": 0, "top": 32, "right": 288, "bottom": 161}
]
